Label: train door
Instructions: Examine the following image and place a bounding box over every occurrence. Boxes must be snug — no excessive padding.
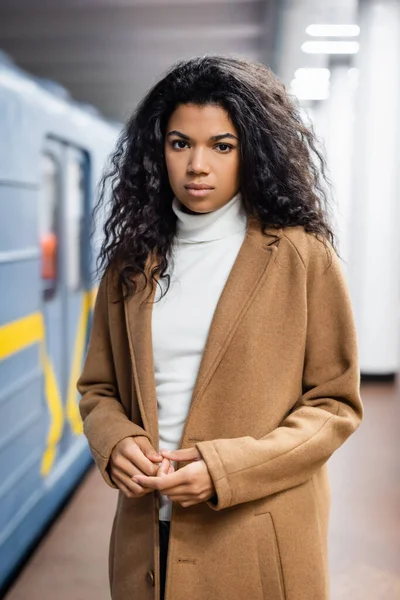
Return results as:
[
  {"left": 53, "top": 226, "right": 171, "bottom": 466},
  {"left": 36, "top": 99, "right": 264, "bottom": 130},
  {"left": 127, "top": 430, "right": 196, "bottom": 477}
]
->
[
  {"left": 39, "top": 140, "right": 90, "bottom": 473},
  {"left": 62, "top": 146, "right": 91, "bottom": 451},
  {"left": 39, "top": 142, "right": 64, "bottom": 474}
]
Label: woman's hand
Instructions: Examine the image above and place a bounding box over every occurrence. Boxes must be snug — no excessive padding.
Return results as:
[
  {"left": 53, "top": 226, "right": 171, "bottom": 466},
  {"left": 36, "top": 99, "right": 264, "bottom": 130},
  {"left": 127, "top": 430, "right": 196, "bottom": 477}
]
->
[
  {"left": 133, "top": 447, "right": 216, "bottom": 508},
  {"left": 109, "top": 436, "right": 174, "bottom": 499}
]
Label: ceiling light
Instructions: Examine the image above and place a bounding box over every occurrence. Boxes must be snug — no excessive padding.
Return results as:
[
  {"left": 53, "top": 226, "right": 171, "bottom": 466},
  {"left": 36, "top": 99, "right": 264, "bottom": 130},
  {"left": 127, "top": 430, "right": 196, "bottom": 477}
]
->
[
  {"left": 301, "top": 41, "right": 360, "bottom": 54},
  {"left": 294, "top": 67, "right": 331, "bottom": 81},
  {"left": 306, "top": 24, "right": 360, "bottom": 37}
]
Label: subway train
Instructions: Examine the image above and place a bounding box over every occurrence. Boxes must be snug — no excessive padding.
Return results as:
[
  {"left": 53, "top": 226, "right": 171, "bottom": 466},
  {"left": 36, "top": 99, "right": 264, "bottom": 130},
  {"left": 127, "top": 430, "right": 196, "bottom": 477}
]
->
[{"left": 0, "top": 50, "right": 120, "bottom": 589}]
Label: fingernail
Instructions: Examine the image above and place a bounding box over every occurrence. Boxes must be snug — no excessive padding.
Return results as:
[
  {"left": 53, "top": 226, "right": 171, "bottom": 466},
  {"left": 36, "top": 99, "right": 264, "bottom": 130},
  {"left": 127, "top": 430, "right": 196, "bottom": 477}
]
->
[{"left": 132, "top": 476, "right": 140, "bottom": 483}]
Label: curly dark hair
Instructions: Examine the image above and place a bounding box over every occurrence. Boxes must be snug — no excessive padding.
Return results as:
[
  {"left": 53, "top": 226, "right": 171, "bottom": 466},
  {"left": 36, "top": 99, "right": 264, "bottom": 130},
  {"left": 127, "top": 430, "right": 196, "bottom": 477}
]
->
[{"left": 95, "top": 54, "right": 335, "bottom": 299}]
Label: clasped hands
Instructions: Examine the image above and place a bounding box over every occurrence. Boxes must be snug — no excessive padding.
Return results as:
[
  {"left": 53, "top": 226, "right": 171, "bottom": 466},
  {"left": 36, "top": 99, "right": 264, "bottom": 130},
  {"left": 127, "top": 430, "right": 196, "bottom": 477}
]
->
[{"left": 109, "top": 436, "right": 216, "bottom": 508}]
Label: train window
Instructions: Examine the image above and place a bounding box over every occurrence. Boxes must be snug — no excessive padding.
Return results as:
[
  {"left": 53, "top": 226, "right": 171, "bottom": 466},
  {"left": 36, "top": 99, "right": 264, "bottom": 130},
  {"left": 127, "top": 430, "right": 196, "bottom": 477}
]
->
[
  {"left": 65, "top": 156, "right": 85, "bottom": 292},
  {"left": 39, "top": 154, "right": 59, "bottom": 299}
]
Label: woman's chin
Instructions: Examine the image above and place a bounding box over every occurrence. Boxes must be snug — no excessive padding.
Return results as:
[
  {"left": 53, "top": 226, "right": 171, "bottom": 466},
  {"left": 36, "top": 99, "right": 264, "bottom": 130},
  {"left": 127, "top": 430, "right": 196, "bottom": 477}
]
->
[{"left": 178, "top": 196, "right": 216, "bottom": 214}]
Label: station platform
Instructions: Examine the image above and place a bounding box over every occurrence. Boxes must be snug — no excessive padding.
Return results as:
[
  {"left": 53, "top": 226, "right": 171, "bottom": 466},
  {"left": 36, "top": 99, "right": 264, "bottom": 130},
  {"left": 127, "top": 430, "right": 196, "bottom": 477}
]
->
[{"left": 4, "top": 381, "right": 400, "bottom": 600}]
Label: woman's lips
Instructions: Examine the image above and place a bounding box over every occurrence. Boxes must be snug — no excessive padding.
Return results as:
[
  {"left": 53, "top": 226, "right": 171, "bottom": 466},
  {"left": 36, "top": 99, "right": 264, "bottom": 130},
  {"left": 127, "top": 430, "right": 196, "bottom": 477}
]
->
[{"left": 184, "top": 187, "right": 214, "bottom": 197}]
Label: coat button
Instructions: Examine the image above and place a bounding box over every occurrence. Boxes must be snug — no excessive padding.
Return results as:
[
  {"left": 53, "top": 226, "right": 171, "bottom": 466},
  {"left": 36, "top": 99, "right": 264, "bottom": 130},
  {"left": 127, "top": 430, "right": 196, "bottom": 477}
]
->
[{"left": 146, "top": 570, "right": 155, "bottom": 587}]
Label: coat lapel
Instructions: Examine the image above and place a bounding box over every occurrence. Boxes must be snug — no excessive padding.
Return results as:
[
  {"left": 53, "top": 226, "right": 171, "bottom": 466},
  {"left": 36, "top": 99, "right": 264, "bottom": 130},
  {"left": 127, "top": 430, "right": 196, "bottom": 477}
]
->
[
  {"left": 181, "top": 218, "right": 282, "bottom": 447},
  {"left": 124, "top": 219, "right": 282, "bottom": 447}
]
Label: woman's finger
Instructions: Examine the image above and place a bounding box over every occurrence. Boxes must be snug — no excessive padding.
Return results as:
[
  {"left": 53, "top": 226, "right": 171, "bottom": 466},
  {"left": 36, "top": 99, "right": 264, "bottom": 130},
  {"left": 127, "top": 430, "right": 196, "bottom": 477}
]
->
[
  {"left": 166, "top": 494, "right": 190, "bottom": 502},
  {"left": 161, "top": 447, "right": 201, "bottom": 462},
  {"left": 112, "top": 455, "right": 141, "bottom": 479},
  {"left": 112, "top": 468, "right": 150, "bottom": 496},
  {"left": 164, "top": 484, "right": 189, "bottom": 497},
  {"left": 117, "top": 481, "right": 136, "bottom": 498},
  {"left": 156, "top": 457, "right": 171, "bottom": 476},
  {"left": 180, "top": 500, "right": 198, "bottom": 508},
  {"left": 134, "top": 465, "right": 186, "bottom": 490},
  {"left": 166, "top": 494, "right": 199, "bottom": 507},
  {"left": 123, "top": 441, "right": 160, "bottom": 476},
  {"left": 111, "top": 461, "right": 145, "bottom": 483}
]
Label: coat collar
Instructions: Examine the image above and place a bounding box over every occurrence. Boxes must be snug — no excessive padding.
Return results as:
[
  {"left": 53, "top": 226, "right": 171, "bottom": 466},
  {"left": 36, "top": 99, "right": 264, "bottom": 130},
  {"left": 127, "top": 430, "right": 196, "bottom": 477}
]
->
[{"left": 124, "top": 218, "right": 282, "bottom": 447}]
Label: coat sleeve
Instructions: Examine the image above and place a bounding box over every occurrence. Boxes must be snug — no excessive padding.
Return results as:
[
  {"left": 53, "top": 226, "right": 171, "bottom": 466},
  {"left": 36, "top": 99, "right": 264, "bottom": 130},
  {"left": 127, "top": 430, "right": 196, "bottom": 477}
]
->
[
  {"left": 196, "top": 235, "right": 364, "bottom": 511},
  {"left": 77, "top": 269, "right": 150, "bottom": 488}
]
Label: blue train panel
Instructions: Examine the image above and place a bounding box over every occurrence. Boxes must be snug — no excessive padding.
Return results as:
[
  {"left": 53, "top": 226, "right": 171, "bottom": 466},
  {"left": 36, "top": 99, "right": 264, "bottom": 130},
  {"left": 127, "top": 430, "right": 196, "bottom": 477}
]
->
[{"left": 0, "top": 50, "right": 120, "bottom": 589}]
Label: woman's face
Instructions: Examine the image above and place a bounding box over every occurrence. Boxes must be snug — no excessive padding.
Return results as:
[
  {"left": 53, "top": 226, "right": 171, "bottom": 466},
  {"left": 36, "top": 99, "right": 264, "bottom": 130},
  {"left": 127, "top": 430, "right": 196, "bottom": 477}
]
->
[{"left": 164, "top": 103, "right": 240, "bottom": 214}]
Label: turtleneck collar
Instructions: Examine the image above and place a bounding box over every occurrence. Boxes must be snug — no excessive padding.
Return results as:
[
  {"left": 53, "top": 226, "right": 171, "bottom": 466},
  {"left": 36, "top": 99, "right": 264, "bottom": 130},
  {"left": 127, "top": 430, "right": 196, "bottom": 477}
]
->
[{"left": 172, "top": 191, "right": 247, "bottom": 243}]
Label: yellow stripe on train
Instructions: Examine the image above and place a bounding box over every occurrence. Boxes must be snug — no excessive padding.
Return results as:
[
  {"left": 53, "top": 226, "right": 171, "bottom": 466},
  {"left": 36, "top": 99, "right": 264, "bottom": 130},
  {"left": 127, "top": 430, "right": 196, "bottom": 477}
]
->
[
  {"left": 66, "top": 292, "right": 91, "bottom": 436},
  {"left": 65, "top": 287, "right": 98, "bottom": 435},
  {"left": 40, "top": 337, "right": 64, "bottom": 476},
  {"left": 0, "top": 312, "right": 44, "bottom": 360},
  {"left": 0, "top": 290, "right": 96, "bottom": 475},
  {"left": 0, "top": 312, "right": 64, "bottom": 476}
]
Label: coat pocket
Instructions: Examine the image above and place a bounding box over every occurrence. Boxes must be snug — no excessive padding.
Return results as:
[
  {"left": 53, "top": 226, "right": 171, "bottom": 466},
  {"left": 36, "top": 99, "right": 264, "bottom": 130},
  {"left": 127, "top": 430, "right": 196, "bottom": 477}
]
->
[{"left": 254, "top": 512, "right": 286, "bottom": 600}]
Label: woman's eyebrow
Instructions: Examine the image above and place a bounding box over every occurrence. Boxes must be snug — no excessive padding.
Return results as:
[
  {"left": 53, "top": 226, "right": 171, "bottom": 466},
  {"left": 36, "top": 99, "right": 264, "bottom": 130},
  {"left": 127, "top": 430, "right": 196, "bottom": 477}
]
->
[
  {"left": 167, "top": 130, "right": 190, "bottom": 140},
  {"left": 166, "top": 130, "right": 238, "bottom": 142},
  {"left": 211, "top": 133, "right": 238, "bottom": 142}
]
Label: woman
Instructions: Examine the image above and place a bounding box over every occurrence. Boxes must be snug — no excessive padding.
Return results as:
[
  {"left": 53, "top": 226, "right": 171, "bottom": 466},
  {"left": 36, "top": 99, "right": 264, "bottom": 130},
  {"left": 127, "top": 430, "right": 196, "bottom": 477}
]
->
[{"left": 78, "top": 55, "right": 363, "bottom": 600}]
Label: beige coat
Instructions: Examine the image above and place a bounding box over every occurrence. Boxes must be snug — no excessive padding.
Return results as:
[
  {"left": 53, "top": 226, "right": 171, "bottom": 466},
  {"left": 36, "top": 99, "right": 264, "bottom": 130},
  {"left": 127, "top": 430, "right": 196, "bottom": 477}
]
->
[{"left": 78, "top": 221, "right": 363, "bottom": 600}]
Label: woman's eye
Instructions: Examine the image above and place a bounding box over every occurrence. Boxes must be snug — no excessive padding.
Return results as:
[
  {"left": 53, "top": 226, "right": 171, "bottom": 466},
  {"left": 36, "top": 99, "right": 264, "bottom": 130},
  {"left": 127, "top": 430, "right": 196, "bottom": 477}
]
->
[
  {"left": 215, "top": 143, "right": 233, "bottom": 153},
  {"left": 171, "top": 140, "right": 188, "bottom": 150}
]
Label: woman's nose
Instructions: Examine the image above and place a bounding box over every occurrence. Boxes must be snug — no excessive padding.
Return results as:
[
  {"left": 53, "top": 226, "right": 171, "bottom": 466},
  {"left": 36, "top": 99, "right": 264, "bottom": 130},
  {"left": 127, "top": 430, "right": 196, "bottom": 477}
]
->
[{"left": 187, "top": 147, "right": 210, "bottom": 174}]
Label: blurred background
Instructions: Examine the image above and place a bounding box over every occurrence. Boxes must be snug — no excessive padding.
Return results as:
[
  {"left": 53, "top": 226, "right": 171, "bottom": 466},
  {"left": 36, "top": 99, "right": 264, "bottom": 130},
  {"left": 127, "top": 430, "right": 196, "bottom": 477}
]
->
[{"left": 0, "top": 0, "right": 398, "bottom": 598}]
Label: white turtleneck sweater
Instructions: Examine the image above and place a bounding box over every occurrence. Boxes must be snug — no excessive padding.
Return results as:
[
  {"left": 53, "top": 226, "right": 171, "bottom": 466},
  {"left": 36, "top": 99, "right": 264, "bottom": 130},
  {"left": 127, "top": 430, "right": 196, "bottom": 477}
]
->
[{"left": 152, "top": 192, "right": 248, "bottom": 520}]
